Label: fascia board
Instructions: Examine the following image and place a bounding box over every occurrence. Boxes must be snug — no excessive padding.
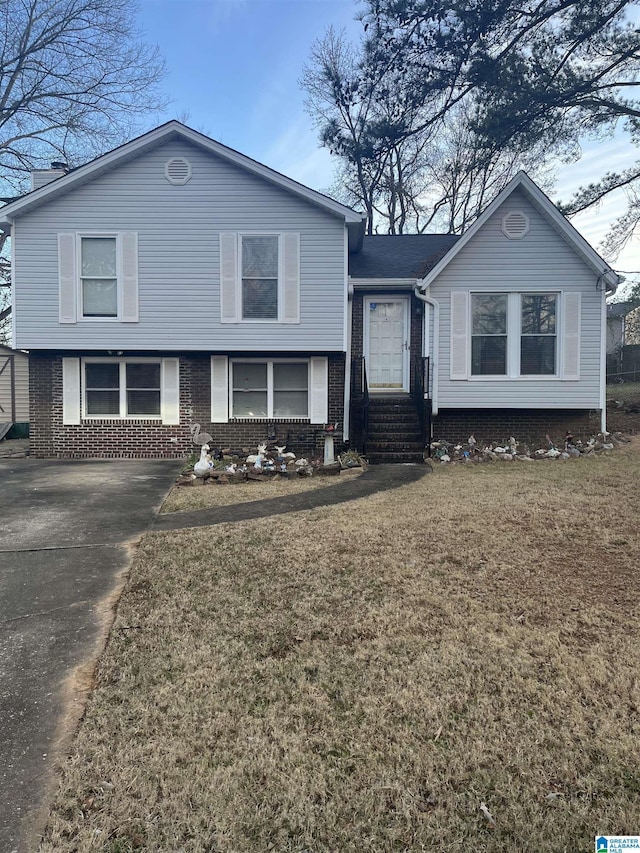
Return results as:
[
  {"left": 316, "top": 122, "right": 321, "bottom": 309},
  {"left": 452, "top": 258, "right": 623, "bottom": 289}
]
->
[
  {"left": 417, "top": 171, "right": 619, "bottom": 291},
  {"left": 0, "top": 121, "right": 364, "bottom": 225},
  {"left": 350, "top": 278, "right": 418, "bottom": 289}
]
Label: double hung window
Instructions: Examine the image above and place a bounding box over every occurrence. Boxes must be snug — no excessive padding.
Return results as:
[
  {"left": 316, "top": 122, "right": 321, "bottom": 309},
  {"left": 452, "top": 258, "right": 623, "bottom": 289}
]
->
[
  {"left": 231, "top": 360, "right": 309, "bottom": 418},
  {"left": 469, "top": 292, "right": 558, "bottom": 377},
  {"left": 241, "top": 235, "right": 279, "bottom": 320},
  {"left": 219, "top": 231, "right": 299, "bottom": 324},
  {"left": 520, "top": 294, "right": 557, "bottom": 375},
  {"left": 84, "top": 360, "right": 161, "bottom": 418},
  {"left": 58, "top": 231, "right": 138, "bottom": 325},
  {"left": 80, "top": 237, "right": 118, "bottom": 318},
  {"left": 471, "top": 294, "right": 508, "bottom": 375}
]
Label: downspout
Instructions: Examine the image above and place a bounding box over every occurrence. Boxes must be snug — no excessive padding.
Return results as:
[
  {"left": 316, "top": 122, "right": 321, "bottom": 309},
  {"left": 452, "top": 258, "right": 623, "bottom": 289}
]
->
[
  {"left": 414, "top": 286, "right": 439, "bottom": 416},
  {"left": 343, "top": 278, "right": 354, "bottom": 443},
  {"left": 600, "top": 285, "right": 607, "bottom": 434}
]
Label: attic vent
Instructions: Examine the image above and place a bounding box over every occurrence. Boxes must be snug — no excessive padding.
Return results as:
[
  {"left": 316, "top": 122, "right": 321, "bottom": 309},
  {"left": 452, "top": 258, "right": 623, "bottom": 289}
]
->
[
  {"left": 502, "top": 210, "right": 529, "bottom": 239},
  {"left": 165, "top": 157, "right": 191, "bottom": 185}
]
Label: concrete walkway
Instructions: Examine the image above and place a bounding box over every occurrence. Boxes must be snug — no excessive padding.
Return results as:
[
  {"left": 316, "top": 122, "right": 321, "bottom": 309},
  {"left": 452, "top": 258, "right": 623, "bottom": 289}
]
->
[{"left": 152, "top": 463, "right": 430, "bottom": 532}]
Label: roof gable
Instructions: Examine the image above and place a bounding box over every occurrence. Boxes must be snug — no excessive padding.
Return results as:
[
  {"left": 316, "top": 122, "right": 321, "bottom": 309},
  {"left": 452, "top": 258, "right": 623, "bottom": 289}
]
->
[
  {"left": 417, "top": 171, "right": 619, "bottom": 292},
  {"left": 0, "top": 121, "right": 365, "bottom": 232}
]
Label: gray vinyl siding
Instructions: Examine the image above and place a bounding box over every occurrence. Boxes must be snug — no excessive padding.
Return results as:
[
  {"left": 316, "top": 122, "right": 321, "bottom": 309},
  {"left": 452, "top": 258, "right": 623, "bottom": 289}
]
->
[
  {"left": 0, "top": 348, "right": 29, "bottom": 422},
  {"left": 13, "top": 139, "right": 346, "bottom": 351},
  {"left": 431, "top": 189, "right": 603, "bottom": 409}
]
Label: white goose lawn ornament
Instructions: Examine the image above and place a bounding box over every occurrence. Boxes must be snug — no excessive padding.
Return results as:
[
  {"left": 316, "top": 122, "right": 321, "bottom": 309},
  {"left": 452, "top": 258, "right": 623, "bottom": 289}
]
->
[
  {"left": 194, "top": 444, "right": 212, "bottom": 478},
  {"left": 190, "top": 423, "right": 213, "bottom": 446}
]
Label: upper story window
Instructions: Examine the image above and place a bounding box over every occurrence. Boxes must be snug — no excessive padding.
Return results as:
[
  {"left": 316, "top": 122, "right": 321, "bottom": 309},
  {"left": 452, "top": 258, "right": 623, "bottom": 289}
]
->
[
  {"left": 241, "top": 235, "right": 279, "bottom": 319},
  {"left": 219, "top": 232, "right": 300, "bottom": 324},
  {"left": 80, "top": 237, "right": 117, "bottom": 317},
  {"left": 471, "top": 294, "right": 507, "bottom": 375},
  {"left": 58, "top": 232, "right": 138, "bottom": 325},
  {"left": 520, "top": 294, "right": 557, "bottom": 375}
]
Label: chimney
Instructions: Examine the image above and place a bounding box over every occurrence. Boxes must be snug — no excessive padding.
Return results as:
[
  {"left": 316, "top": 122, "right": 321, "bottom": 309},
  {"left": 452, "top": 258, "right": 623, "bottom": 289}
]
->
[{"left": 30, "top": 161, "right": 69, "bottom": 191}]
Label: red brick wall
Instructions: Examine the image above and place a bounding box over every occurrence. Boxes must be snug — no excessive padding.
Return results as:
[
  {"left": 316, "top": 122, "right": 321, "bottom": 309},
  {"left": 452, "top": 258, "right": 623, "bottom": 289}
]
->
[
  {"left": 30, "top": 353, "right": 193, "bottom": 459},
  {"left": 432, "top": 408, "right": 601, "bottom": 448},
  {"left": 29, "top": 352, "right": 345, "bottom": 459},
  {"left": 190, "top": 353, "right": 345, "bottom": 457}
]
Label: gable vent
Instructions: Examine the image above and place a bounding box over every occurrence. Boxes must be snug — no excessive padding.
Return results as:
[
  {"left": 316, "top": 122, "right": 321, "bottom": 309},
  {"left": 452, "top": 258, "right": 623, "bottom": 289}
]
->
[
  {"left": 165, "top": 157, "right": 191, "bottom": 185},
  {"left": 502, "top": 210, "right": 529, "bottom": 239}
]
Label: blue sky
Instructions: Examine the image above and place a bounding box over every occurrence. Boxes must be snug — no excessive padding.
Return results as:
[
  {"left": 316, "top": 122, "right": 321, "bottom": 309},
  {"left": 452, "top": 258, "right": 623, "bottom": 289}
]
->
[{"left": 138, "top": 0, "right": 640, "bottom": 284}]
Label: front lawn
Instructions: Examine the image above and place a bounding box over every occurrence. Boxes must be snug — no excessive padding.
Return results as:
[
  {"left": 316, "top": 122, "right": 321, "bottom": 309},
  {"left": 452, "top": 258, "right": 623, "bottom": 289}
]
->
[
  {"left": 41, "top": 442, "right": 640, "bottom": 852},
  {"left": 161, "top": 467, "right": 364, "bottom": 513}
]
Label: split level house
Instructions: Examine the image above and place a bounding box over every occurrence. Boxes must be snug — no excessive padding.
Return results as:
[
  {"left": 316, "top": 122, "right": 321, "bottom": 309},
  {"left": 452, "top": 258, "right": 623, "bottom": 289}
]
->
[{"left": 0, "top": 121, "right": 619, "bottom": 461}]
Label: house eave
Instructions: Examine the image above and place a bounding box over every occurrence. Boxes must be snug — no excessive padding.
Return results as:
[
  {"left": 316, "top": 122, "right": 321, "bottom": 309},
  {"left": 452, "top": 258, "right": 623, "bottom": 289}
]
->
[{"left": 350, "top": 277, "right": 418, "bottom": 290}]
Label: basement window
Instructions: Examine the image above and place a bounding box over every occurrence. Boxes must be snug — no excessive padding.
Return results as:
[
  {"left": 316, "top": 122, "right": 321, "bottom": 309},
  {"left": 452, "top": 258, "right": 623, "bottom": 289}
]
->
[
  {"left": 231, "top": 360, "right": 309, "bottom": 418},
  {"left": 84, "top": 360, "right": 161, "bottom": 417}
]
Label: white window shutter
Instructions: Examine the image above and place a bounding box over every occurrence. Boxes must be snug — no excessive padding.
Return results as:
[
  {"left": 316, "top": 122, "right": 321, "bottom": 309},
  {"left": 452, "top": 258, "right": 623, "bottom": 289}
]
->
[
  {"left": 121, "top": 232, "right": 139, "bottom": 322},
  {"left": 281, "top": 232, "right": 300, "bottom": 323},
  {"left": 450, "top": 291, "right": 469, "bottom": 379},
  {"left": 58, "top": 233, "right": 77, "bottom": 323},
  {"left": 62, "top": 358, "right": 81, "bottom": 424},
  {"left": 211, "top": 355, "right": 229, "bottom": 422},
  {"left": 309, "top": 357, "right": 328, "bottom": 424},
  {"left": 219, "top": 233, "right": 239, "bottom": 323},
  {"left": 562, "top": 292, "right": 581, "bottom": 380},
  {"left": 161, "top": 358, "right": 180, "bottom": 424}
]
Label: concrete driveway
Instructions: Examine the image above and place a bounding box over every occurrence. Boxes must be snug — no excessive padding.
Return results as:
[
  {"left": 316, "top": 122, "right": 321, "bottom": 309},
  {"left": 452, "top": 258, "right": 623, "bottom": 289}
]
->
[{"left": 0, "top": 458, "right": 178, "bottom": 853}]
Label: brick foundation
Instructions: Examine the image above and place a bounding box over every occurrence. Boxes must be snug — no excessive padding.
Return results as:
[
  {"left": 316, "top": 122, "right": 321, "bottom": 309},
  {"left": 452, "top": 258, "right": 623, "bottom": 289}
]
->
[
  {"left": 432, "top": 408, "right": 602, "bottom": 447},
  {"left": 29, "top": 352, "right": 345, "bottom": 459}
]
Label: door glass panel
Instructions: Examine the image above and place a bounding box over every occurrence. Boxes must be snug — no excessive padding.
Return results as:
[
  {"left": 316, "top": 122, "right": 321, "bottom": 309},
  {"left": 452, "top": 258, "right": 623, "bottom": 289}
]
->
[{"left": 367, "top": 300, "right": 406, "bottom": 389}]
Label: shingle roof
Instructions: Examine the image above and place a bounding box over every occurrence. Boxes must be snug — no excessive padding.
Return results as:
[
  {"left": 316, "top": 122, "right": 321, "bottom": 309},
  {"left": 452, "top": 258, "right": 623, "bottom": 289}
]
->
[
  {"left": 607, "top": 300, "right": 638, "bottom": 318},
  {"left": 348, "top": 234, "right": 460, "bottom": 279}
]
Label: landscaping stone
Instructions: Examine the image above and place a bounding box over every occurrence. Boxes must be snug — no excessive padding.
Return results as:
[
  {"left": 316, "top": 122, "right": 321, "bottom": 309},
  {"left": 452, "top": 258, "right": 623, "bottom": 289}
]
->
[
  {"left": 430, "top": 431, "right": 631, "bottom": 465},
  {"left": 315, "top": 463, "right": 341, "bottom": 476}
]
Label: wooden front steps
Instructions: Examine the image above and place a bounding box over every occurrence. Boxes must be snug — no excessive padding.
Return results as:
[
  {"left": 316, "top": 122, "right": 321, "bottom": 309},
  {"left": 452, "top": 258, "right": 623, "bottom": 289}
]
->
[{"left": 366, "top": 396, "right": 426, "bottom": 464}]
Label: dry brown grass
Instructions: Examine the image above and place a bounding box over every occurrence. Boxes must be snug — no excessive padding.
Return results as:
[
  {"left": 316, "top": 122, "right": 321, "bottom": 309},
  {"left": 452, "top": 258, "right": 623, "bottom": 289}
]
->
[
  {"left": 606, "top": 380, "right": 640, "bottom": 403},
  {"left": 40, "top": 442, "right": 640, "bottom": 852},
  {"left": 161, "top": 468, "right": 364, "bottom": 513}
]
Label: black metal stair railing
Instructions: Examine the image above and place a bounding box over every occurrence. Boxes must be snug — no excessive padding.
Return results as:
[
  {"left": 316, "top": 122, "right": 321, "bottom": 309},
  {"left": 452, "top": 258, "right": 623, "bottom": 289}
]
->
[
  {"left": 349, "top": 356, "right": 370, "bottom": 452},
  {"left": 413, "top": 356, "right": 431, "bottom": 454}
]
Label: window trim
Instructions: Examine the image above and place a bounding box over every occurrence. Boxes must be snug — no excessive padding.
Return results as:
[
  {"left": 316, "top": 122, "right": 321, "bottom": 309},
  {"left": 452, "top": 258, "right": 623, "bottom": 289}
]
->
[
  {"left": 468, "top": 291, "right": 560, "bottom": 379},
  {"left": 238, "top": 232, "right": 282, "bottom": 323},
  {"left": 77, "top": 233, "right": 121, "bottom": 321},
  {"left": 229, "top": 358, "right": 310, "bottom": 419},
  {"left": 82, "top": 357, "right": 162, "bottom": 420}
]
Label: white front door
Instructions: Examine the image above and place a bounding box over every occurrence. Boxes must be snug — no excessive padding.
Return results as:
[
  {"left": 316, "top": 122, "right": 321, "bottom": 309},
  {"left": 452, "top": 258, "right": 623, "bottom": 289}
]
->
[{"left": 364, "top": 296, "right": 410, "bottom": 392}]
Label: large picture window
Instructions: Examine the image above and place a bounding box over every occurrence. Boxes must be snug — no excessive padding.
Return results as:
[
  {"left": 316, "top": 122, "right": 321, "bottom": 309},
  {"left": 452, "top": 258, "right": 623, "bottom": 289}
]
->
[
  {"left": 231, "top": 360, "right": 308, "bottom": 418},
  {"left": 84, "top": 360, "right": 161, "bottom": 418},
  {"left": 520, "top": 294, "right": 557, "bottom": 375},
  {"left": 241, "top": 235, "right": 279, "bottom": 320},
  {"left": 471, "top": 294, "right": 507, "bottom": 375},
  {"left": 81, "top": 237, "right": 117, "bottom": 317}
]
